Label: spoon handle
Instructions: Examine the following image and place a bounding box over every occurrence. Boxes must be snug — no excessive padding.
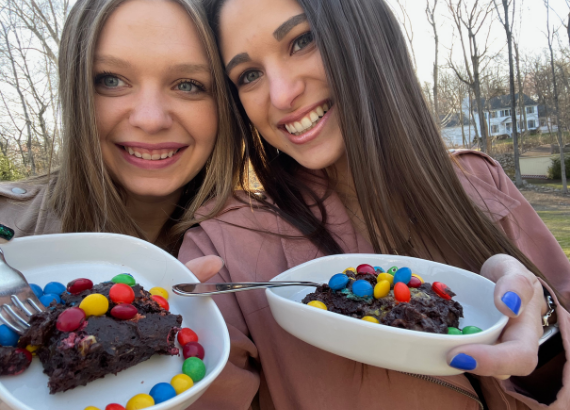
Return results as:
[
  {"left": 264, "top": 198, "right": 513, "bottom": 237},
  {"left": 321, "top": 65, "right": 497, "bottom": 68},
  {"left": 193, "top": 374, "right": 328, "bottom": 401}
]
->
[{"left": 172, "top": 281, "right": 321, "bottom": 297}]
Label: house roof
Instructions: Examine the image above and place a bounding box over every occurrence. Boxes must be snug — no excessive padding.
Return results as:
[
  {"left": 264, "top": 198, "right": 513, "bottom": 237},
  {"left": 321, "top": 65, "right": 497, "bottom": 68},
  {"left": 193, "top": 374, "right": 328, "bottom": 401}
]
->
[
  {"left": 441, "top": 113, "right": 474, "bottom": 128},
  {"left": 472, "top": 93, "right": 538, "bottom": 112}
]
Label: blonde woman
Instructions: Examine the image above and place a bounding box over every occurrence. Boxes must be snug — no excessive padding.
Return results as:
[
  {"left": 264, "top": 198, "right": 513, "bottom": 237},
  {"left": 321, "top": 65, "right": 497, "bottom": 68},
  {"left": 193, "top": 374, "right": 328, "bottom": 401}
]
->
[{"left": 0, "top": 0, "right": 241, "bottom": 256}]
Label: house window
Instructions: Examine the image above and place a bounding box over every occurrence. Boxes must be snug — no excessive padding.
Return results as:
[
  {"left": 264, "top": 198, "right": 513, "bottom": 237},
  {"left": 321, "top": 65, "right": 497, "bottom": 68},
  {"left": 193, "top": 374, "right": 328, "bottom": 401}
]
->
[
  {"left": 526, "top": 106, "right": 535, "bottom": 114},
  {"left": 489, "top": 111, "right": 498, "bottom": 119},
  {"left": 491, "top": 125, "right": 499, "bottom": 133},
  {"left": 500, "top": 109, "right": 511, "bottom": 117},
  {"left": 528, "top": 119, "right": 536, "bottom": 129},
  {"left": 506, "top": 123, "right": 512, "bottom": 131}
]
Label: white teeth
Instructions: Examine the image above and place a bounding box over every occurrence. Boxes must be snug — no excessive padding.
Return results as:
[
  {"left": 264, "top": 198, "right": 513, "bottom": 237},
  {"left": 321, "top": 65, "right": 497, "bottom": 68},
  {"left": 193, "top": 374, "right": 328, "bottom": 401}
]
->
[
  {"left": 323, "top": 103, "right": 329, "bottom": 111},
  {"left": 310, "top": 111, "right": 319, "bottom": 122},
  {"left": 285, "top": 124, "right": 294, "bottom": 133},
  {"left": 142, "top": 153, "right": 151, "bottom": 160},
  {"left": 301, "top": 117, "right": 312, "bottom": 128},
  {"left": 168, "top": 151, "right": 174, "bottom": 158},
  {"left": 284, "top": 102, "right": 332, "bottom": 135},
  {"left": 124, "top": 146, "right": 178, "bottom": 160},
  {"left": 293, "top": 121, "right": 304, "bottom": 132},
  {"left": 151, "top": 153, "right": 160, "bottom": 160},
  {"left": 316, "top": 106, "right": 324, "bottom": 116},
  {"left": 134, "top": 151, "right": 142, "bottom": 158},
  {"left": 128, "top": 147, "right": 134, "bottom": 155},
  {"left": 160, "top": 153, "right": 168, "bottom": 159}
]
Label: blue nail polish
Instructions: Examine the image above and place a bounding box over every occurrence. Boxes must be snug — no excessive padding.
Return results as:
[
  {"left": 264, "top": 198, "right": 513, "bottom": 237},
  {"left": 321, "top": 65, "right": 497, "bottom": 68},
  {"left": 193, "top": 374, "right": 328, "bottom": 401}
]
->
[
  {"left": 449, "top": 353, "right": 477, "bottom": 371},
  {"left": 501, "top": 291, "right": 521, "bottom": 315}
]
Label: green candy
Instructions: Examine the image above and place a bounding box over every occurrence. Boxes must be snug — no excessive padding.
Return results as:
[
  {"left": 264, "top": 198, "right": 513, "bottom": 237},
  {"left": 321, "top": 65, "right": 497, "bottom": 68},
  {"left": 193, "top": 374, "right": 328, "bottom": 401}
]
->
[
  {"left": 447, "top": 327, "right": 462, "bottom": 335},
  {"left": 387, "top": 266, "right": 398, "bottom": 276},
  {"left": 111, "top": 274, "right": 136, "bottom": 286},
  {"left": 182, "top": 357, "right": 206, "bottom": 382},
  {"left": 462, "top": 326, "right": 483, "bottom": 335}
]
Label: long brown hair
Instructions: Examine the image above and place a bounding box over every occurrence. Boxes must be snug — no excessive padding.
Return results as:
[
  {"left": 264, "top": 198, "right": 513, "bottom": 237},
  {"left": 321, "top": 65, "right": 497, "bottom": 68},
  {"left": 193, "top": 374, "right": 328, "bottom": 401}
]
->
[
  {"left": 52, "top": 0, "right": 242, "bottom": 254},
  {"left": 206, "top": 0, "right": 553, "bottom": 288}
]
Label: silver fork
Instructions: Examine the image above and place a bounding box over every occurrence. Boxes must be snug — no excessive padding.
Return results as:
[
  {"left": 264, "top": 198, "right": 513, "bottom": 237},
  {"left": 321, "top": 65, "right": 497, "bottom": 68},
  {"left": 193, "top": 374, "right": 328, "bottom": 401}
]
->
[{"left": 0, "top": 247, "right": 46, "bottom": 334}]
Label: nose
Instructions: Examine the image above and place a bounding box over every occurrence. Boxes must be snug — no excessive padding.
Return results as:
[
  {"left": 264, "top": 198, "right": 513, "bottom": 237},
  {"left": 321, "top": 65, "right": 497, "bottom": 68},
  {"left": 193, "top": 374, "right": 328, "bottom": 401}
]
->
[
  {"left": 129, "top": 87, "right": 173, "bottom": 133},
  {"left": 267, "top": 66, "right": 305, "bottom": 111}
]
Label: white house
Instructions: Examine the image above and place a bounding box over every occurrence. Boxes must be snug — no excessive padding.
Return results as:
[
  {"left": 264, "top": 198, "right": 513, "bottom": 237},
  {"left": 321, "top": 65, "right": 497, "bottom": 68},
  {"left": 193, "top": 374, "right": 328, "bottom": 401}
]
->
[{"left": 440, "top": 113, "right": 477, "bottom": 147}]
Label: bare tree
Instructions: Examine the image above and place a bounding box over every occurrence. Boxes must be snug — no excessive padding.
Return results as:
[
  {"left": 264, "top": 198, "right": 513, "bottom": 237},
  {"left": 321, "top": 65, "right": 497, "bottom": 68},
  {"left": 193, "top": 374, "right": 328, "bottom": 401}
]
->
[
  {"left": 447, "top": 0, "right": 495, "bottom": 153},
  {"left": 426, "top": 0, "right": 441, "bottom": 125},
  {"left": 544, "top": 0, "right": 567, "bottom": 193},
  {"left": 394, "top": 0, "right": 418, "bottom": 71}
]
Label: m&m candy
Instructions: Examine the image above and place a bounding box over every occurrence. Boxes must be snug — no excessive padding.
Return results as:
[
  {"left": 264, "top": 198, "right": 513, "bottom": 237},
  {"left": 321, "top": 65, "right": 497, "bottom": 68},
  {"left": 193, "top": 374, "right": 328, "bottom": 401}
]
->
[
  {"left": 151, "top": 295, "right": 169, "bottom": 311},
  {"left": 432, "top": 282, "right": 453, "bottom": 300},
  {"left": 56, "top": 307, "right": 86, "bottom": 332},
  {"left": 149, "top": 287, "right": 169, "bottom": 300},
  {"left": 393, "top": 267, "right": 412, "bottom": 286},
  {"left": 394, "top": 282, "right": 411, "bottom": 303},
  {"left": 0, "top": 324, "right": 19, "bottom": 347},
  {"left": 40, "top": 293, "right": 61, "bottom": 306},
  {"left": 307, "top": 300, "right": 327, "bottom": 310},
  {"left": 171, "top": 374, "right": 194, "bottom": 394},
  {"left": 387, "top": 266, "right": 398, "bottom": 275},
  {"left": 462, "top": 326, "right": 483, "bottom": 335},
  {"left": 374, "top": 266, "right": 385, "bottom": 273},
  {"left": 84, "top": 407, "right": 101, "bottom": 410},
  {"left": 149, "top": 382, "right": 177, "bottom": 404},
  {"left": 356, "top": 264, "right": 375, "bottom": 276},
  {"left": 361, "top": 316, "right": 380, "bottom": 324},
  {"left": 183, "top": 341, "right": 205, "bottom": 360},
  {"left": 182, "top": 357, "right": 206, "bottom": 382},
  {"left": 105, "top": 405, "right": 125, "bottom": 410},
  {"left": 30, "top": 283, "right": 43, "bottom": 299},
  {"left": 408, "top": 276, "right": 422, "bottom": 288},
  {"left": 373, "top": 280, "right": 391, "bottom": 299},
  {"left": 79, "top": 294, "right": 109, "bottom": 317},
  {"left": 328, "top": 273, "right": 349, "bottom": 290},
  {"left": 352, "top": 280, "right": 373, "bottom": 298},
  {"left": 447, "top": 327, "right": 462, "bottom": 335},
  {"left": 109, "top": 283, "right": 135, "bottom": 304},
  {"left": 110, "top": 304, "right": 138, "bottom": 320},
  {"left": 178, "top": 328, "right": 199, "bottom": 345},
  {"left": 412, "top": 273, "right": 424, "bottom": 283},
  {"left": 67, "top": 278, "right": 94, "bottom": 295},
  {"left": 343, "top": 267, "right": 356, "bottom": 274},
  {"left": 377, "top": 273, "right": 394, "bottom": 286},
  {"left": 126, "top": 394, "right": 154, "bottom": 410},
  {"left": 111, "top": 274, "right": 136, "bottom": 287},
  {"left": 43, "top": 282, "right": 66, "bottom": 296}
]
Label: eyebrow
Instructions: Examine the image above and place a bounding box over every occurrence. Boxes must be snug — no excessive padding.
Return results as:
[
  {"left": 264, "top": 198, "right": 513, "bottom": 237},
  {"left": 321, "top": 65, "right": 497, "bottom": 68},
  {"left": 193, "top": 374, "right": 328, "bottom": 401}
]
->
[
  {"left": 168, "top": 63, "right": 210, "bottom": 75},
  {"left": 94, "top": 55, "right": 132, "bottom": 68},
  {"left": 225, "top": 52, "right": 252, "bottom": 74},
  {"left": 273, "top": 13, "right": 307, "bottom": 41}
]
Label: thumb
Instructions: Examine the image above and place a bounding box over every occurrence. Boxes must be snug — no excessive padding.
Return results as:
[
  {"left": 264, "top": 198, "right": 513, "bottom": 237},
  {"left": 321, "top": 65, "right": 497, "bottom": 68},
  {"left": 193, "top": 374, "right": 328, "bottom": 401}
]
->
[{"left": 184, "top": 255, "right": 224, "bottom": 283}]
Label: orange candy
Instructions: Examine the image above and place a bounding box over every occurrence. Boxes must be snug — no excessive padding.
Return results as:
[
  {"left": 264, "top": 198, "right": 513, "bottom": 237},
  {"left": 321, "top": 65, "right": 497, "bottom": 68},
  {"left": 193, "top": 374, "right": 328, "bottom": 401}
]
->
[{"left": 393, "top": 282, "right": 411, "bottom": 303}]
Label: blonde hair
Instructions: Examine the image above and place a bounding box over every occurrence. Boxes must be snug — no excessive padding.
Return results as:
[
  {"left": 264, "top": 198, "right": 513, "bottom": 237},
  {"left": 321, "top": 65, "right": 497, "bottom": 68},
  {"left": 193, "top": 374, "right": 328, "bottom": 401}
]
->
[{"left": 52, "top": 0, "right": 242, "bottom": 253}]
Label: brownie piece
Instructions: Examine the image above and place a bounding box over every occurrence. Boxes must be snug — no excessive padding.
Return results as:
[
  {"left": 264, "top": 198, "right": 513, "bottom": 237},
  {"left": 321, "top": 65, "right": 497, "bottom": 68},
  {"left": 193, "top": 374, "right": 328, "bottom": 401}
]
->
[
  {"left": 303, "top": 275, "right": 463, "bottom": 333},
  {"left": 18, "top": 282, "right": 182, "bottom": 394},
  {"left": 0, "top": 346, "right": 30, "bottom": 375}
]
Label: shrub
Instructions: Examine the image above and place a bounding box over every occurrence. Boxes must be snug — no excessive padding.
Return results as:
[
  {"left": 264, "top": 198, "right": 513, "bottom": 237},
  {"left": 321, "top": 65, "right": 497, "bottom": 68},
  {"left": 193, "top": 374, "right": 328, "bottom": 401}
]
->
[
  {"left": 548, "top": 155, "right": 570, "bottom": 179},
  {"left": 0, "top": 155, "right": 23, "bottom": 181}
]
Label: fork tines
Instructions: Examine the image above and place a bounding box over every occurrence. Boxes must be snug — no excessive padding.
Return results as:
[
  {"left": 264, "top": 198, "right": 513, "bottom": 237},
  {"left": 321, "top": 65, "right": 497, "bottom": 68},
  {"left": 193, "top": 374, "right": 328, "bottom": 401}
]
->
[{"left": 0, "top": 295, "right": 43, "bottom": 334}]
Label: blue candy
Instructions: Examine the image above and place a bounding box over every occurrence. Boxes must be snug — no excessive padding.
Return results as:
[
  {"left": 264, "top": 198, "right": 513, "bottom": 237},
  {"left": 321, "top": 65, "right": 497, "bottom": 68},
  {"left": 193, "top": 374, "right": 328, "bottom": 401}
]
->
[
  {"left": 149, "top": 382, "right": 177, "bottom": 404},
  {"left": 30, "top": 283, "right": 43, "bottom": 299},
  {"left": 374, "top": 266, "right": 385, "bottom": 273},
  {"left": 0, "top": 324, "right": 19, "bottom": 347},
  {"left": 352, "top": 280, "right": 373, "bottom": 298},
  {"left": 393, "top": 267, "right": 412, "bottom": 285},
  {"left": 328, "top": 273, "right": 350, "bottom": 291},
  {"left": 40, "top": 293, "right": 61, "bottom": 306},
  {"left": 43, "top": 282, "right": 66, "bottom": 296}
]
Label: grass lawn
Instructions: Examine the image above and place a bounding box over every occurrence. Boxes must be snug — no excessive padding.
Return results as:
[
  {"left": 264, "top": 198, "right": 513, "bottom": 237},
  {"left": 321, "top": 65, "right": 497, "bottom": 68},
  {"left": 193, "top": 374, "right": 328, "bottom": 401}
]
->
[
  {"left": 535, "top": 210, "right": 570, "bottom": 259},
  {"left": 525, "top": 179, "right": 567, "bottom": 190}
]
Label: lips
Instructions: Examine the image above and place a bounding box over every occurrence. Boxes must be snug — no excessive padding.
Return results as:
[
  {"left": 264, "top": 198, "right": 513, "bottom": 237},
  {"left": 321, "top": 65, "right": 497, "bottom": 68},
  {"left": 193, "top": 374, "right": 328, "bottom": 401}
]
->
[{"left": 116, "top": 143, "right": 188, "bottom": 169}]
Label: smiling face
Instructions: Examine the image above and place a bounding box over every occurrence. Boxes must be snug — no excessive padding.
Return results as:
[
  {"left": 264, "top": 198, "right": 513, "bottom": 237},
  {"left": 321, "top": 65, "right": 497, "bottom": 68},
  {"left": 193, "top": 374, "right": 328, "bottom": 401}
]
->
[
  {"left": 219, "top": 0, "right": 345, "bottom": 170},
  {"left": 94, "top": 0, "right": 217, "bottom": 201}
]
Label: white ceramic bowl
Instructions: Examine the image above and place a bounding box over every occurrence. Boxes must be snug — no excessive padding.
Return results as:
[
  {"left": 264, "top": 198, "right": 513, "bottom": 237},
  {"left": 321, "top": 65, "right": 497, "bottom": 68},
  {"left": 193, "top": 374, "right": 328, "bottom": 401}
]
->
[
  {"left": 266, "top": 254, "right": 508, "bottom": 376},
  {"left": 0, "top": 233, "right": 230, "bottom": 410}
]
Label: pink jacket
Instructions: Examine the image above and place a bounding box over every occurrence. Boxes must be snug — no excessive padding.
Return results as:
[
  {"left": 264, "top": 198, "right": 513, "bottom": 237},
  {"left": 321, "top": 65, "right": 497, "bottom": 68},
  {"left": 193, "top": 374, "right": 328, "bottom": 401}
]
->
[{"left": 179, "top": 151, "right": 570, "bottom": 410}]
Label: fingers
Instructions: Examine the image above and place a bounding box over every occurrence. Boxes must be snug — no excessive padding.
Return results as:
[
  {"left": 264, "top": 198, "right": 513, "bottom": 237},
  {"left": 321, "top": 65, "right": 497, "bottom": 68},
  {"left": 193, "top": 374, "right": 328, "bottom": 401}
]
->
[{"left": 184, "top": 255, "right": 224, "bottom": 283}]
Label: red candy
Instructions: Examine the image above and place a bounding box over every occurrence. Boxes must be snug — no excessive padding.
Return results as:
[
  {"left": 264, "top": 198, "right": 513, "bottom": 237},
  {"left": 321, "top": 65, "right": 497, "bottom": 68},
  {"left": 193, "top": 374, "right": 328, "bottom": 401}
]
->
[
  {"left": 106, "top": 404, "right": 126, "bottom": 410},
  {"left": 109, "top": 283, "right": 135, "bottom": 304},
  {"left": 394, "top": 282, "right": 411, "bottom": 303},
  {"left": 356, "top": 264, "right": 376, "bottom": 276},
  {"left": 151, "top": 295, "right": 169, "bottom": 311},
  {"left": 9, "top": 348, "right": 32, "bottom": 375},
  {"left": 56, "top": 307, "right": 86, "bottom": 332},
  {"left": 66, "top": 278, "right": 93, "bottom": 295},
  {"left": 177, "top": 327, "right": 199, "bottom": 345},
  {"left": 432, "top": 282, "right": 453, "bottom": 300},
  {"left": 110, "top": 304, "right": 138, "bottom": 320},
  {"left": 182, "top": 341, "right": 205, "bottom": 360},
  {"left": 408, "top": 276, "right": 422, "bottom": 288}
]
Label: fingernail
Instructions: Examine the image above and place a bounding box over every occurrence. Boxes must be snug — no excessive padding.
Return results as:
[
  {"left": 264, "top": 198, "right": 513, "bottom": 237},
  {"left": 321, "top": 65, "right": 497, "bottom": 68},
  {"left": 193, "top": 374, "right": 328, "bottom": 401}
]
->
[
  {"left": 501, "top": 291, "right": 521, "bottom": 315},
  {"left": 0, "top": 224, "right": 14, "bottom": 241},
  {"left": 449, "top": 353, "right": 477, "bottom": 371},
  {"left": 218, "top": 256, "right": 225, "bottom": 268}
]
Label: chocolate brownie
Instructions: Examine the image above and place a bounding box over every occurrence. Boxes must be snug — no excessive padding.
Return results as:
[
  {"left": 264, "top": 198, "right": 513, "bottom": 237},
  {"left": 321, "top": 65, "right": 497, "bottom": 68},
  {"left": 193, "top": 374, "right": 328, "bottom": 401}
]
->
[
  {"left": 0, "top": 346, "right": 31, "bottom": 376},
  {"left": 17, "top": 282, "right": 182, "bottom": 394},
  {"left": 302, "top": 273, "right": 463, "bottom": 333}
]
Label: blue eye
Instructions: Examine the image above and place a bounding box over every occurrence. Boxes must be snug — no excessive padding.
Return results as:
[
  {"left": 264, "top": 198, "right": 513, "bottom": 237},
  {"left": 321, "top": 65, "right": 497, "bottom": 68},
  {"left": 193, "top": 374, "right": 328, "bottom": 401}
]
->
[
  {"left": 95, "top": 73, "right": 126, "bottom": 89},
  {"left": 241, "top": 70, "right": 262, "bottom": 85},
  {"left": 178, "top": 82, "right": 196, "bottom": 92},
  {"left": 292, "top": 32, "right": 314, "bottom": 53}
]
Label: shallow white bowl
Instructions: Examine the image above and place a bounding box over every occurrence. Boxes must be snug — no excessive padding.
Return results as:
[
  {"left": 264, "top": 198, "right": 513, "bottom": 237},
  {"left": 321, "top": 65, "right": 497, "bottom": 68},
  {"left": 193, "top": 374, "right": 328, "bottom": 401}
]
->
[
  {"left": 266, "top": 254, "right": 508, "bottom": 376},
  {"left": 0, "top": 233, "right": 230, "bottom": 410}
]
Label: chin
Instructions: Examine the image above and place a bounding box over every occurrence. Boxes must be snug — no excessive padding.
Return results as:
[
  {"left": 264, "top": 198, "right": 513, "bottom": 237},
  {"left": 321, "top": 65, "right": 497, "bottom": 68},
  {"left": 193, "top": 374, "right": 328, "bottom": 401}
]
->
[{"left": 122, "top": 181, "right": 183, "bottom": 200}]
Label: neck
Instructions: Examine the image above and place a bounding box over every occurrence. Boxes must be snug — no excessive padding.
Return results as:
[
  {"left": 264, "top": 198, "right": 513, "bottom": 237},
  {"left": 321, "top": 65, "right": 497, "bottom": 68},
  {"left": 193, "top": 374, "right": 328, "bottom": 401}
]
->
[{"left": 125, "top": 189, "right": 182, "bottom": 244}]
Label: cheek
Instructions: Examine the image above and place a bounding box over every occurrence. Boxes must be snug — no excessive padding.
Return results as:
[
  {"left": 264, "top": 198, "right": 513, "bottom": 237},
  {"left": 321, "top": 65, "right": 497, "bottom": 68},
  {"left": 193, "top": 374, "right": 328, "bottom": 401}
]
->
[{"left": 191, "top": 101, "right": 218, "bottom": 146}]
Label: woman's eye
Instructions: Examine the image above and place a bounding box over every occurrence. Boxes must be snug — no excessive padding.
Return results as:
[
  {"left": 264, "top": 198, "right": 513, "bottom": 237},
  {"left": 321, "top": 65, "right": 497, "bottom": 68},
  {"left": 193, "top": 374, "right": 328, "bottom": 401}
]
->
[
  {"left": 240, "top": 70, "right": 262, "bottom": 85},
  {"left": 292, "top": 32, "right": 314, "bottom": 53},
  {"left": 177, "top": 81, "right": 197, "bottom": 92},
  {"left": 96, "top": 74, "right": 125, "bottom": 88}
]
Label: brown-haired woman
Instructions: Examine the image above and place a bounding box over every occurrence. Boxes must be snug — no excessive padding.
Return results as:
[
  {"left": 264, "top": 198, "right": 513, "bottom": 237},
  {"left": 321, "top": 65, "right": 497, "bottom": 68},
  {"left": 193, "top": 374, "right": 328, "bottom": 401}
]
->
[
  {"left": 0, "top": 0, "right": 241, "bottom": 256},
  {"left": 178, "top": 0, "right": 570, "bottom": 408}
]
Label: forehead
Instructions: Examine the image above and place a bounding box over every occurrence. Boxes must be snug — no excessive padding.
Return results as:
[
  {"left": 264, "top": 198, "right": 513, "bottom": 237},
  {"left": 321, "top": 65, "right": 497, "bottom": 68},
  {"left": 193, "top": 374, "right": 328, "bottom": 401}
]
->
[
  {"left": 219, "top": 0, "right": 305, "bottom": 57},
  {"left": 96, "top": 0, "right": 208, "bottom": 63}
]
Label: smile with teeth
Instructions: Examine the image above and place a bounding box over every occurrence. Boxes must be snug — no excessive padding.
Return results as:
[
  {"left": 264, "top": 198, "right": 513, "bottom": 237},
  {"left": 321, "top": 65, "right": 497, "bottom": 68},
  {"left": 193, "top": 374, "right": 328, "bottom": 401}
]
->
[
  {"left": 122, "top": 145, "right": 180, "bottom": 160},
  {"left": 284, "top": 102, "right": 330, "bottom": 136}
]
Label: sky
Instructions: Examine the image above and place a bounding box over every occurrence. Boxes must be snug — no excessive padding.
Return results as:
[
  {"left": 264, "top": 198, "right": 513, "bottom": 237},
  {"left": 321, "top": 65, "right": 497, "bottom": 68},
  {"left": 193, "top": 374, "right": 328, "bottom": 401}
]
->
[{"left": 385, "top": 0, "right": 570, "bottom": 84}]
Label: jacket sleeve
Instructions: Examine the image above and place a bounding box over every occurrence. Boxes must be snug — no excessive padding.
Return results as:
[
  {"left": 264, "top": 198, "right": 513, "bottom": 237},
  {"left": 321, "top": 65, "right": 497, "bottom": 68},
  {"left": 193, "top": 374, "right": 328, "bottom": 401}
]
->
[
  {"left": 458, "top": 152, "right": 570, "bottom": 409},
  {"left": 178, "top": 226, "right": 260, "bottom": 410}
]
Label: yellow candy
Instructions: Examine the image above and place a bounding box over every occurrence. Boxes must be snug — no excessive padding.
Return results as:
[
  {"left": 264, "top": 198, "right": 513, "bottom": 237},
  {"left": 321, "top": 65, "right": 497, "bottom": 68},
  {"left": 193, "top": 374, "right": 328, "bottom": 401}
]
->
[
  {"left": 374, "top": 280, "right": 391, "bottom": 299},
  {"left": 171, "top": 373, "right": 194, "bottom": 394},
  {"left": 26, "top": 345, "right": 39, "bottom": 355},
  {"left": 126, "top": 394, "right": 155, "bottom": 410},
  {"left": 149, "top": 286, "right": 169, "bottom": 300},
  {"left": 377, "top": 273, "right": 394, "bottom": 286},
  {"left": 343, "top": 267, "right": 356, "bottom": 274},
  {"left": 361, "top": 316, "right": 380, "bottom": 324},
  {"left": 84, "top": 407, "right": 101, "bottom": 410},
  {"left": 79, "top": 294, "right": 109, "bottom": 317},
  {"left": 412, "top": 273, "right": 424, "bottom": 284},
  {"left": 307, "top": 300, "right": 327, "bottom": 310}
]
